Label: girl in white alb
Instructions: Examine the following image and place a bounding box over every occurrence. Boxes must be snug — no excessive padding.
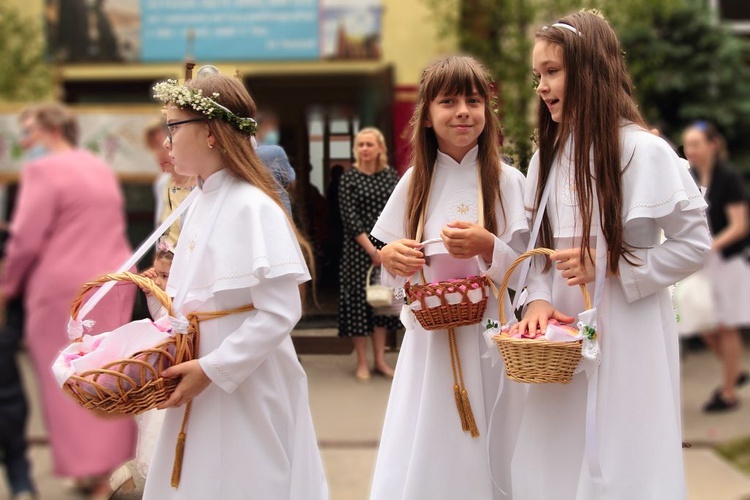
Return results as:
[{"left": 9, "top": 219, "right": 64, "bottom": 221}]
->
[
  {"left": 370, "top": 55, "right": 529, "bottom": 500},
  {"left": 143, "top": 74, "right": 327, "bottom": 499},
  {"left": 509, "top": 12, "right": 711, "bottom": 500}
]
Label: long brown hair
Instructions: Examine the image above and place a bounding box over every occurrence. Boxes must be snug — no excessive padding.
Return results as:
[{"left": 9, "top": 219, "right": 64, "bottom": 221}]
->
[
  {"left": 405, "top": 55, "right": 505, "bottom": 239},
  {"left": 533, "top": 11, "right": 645, "bottom": 272},
  {"left": 181, "top": 75, "right": 315, "bottom": 275}
]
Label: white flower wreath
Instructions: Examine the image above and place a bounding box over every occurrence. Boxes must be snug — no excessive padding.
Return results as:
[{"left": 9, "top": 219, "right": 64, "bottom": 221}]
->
[{"left": 153, "top": 79, "right": 258, "bottom": 135}]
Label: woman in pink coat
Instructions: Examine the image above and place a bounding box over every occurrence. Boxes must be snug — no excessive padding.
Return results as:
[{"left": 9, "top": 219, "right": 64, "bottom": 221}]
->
[{"left": 0, "top": 103, "right": 136, "bottom": 498}]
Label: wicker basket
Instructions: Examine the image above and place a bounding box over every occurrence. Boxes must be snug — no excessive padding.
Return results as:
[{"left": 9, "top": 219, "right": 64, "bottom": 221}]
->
[
  {"left": 493, "top": 248, "right": 590, "bottom": 384},
  {"left": 405, "top": 275, "right": 490, "bottom": 331},
  {"left": 62, "top": 272, "right": 193, "bottom": 416}
]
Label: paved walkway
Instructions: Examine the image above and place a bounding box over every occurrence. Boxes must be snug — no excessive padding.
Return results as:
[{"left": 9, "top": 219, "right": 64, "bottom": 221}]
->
[{"left": 2, "top": 337, "right": 749, "bottom": 499}]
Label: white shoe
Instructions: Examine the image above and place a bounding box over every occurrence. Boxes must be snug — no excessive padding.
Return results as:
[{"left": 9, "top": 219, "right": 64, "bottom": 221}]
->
[{"left": 108, "top": 463, "right": 136, "bottom": 496}]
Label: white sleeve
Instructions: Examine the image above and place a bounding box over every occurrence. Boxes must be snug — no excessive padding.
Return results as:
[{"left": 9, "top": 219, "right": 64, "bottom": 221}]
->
[
  {"left": 618, "top": 207, "right": 711, "bottom": 302},
  {"left": 477, "top": 164, "right": 529, "bottom": 288},
  {"left": 198, "top": 274, "right": 300, "bottom": 394},
  {"left": 146, "top": 294, "right": 169, "bottom": 320},
  {"left": 380, "top": 265, "right": 408, "bottom": 289}
]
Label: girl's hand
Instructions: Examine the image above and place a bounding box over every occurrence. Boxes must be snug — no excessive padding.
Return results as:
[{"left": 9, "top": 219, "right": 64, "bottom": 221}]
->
[
  {"left": 381, "top": 239, "right": 425, "bottom": 277},
  {"left": 509, "top": 300, "right": 575, "bottom": 336},
  {"left": 550, "top": 248, "right": 597, "bottom": 286},
  {"left": 369, "top": 249, "right": 382, "bottom": 267},
  {"left": 441, "top": 221, "right": 494, "bottom": 261},
  {"left": 140, "top": 267, "right": 158, "bottom": 295},
  {"left": 157, "top": 360, "right": 211, "bottom": 409}
]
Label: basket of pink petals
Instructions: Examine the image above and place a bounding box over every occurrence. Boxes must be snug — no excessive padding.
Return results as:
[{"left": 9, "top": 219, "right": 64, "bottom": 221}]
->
[
  {"left": 405, "top": 275, "right": 490, "bottom": 331},
  {"left": 493, "top": 248, "right": 590, "bottom": 384}
]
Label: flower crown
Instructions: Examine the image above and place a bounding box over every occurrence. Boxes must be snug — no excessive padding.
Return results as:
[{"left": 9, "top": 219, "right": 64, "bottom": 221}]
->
[{"left": 153, "top": 79, "right": 258, "bottom": 135}]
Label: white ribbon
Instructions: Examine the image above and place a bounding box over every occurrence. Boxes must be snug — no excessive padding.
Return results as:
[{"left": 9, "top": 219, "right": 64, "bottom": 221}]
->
[
  {"left": 169, "top": 315, "right": 190, "bottom": 335},
  {"left": 168, "top": 174, "right": 235, "bottom": 331},
  {"left": 480, "top": 322, "right": 505, "bottom": 367},
  {"left": 67, "top": 188, "right": 201, "bottom": 339},
  {"left": 583, "top": 219, "right": 607, "bottom": 482}
]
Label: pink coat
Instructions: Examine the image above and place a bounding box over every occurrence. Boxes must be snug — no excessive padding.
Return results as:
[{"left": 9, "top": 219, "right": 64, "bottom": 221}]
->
[{"left": 1, "top": 149, "right": 137, "bottom": 477}]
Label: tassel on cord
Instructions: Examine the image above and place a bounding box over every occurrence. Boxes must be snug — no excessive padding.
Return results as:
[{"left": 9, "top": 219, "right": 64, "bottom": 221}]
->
[
  {"left": 453, "top": 383, "right": 469, "bottom": 431},
  {"left": 171, "top": 431, "right": 186, "bottom": 487},
  {"left": 168, "top": 305, "right": 255, "bottom": 488},
  {"left": 461, "top": 388, "right": 479, "bottom": 437},
  {"left": 448, "top": 327, "right": 479, "bottom": 438}
]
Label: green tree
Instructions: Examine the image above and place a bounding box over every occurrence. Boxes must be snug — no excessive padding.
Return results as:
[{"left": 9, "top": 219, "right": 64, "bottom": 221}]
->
[
  {"left": 618, "top": 1, "right": 750, "bottom": 156},
  {"left": 0, "top": 5, "right": 53, "bottom": 102}
]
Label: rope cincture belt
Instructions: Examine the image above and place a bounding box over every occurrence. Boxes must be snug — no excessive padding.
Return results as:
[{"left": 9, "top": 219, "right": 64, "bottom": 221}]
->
[
  {"left": 171, "top": 303, "right": 255, "bottom": 488},
  {"left": 448, "top": 326, "right": 479, "bottom": 437}
]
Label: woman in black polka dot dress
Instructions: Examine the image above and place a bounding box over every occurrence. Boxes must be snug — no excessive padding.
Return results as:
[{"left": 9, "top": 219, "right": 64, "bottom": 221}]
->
[{"left": 339, "top": 127, "right": 401, "bottom": 380}]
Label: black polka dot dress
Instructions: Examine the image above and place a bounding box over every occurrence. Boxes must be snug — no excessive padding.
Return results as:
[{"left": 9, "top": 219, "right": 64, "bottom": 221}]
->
[{"left": 338, "top": 167, "right": 402, "bottom": 337}]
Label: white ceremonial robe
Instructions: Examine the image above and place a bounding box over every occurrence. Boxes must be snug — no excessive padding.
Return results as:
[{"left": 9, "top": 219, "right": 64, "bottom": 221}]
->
[
  {"left": 512, "top": 124, "right": 711, "bottom": 500},
  {"left": 143, "top": 169, "right": 328, "bottom": 500},
  {"left": 370, "top": 146, "right": 529, "bottom": 500}
]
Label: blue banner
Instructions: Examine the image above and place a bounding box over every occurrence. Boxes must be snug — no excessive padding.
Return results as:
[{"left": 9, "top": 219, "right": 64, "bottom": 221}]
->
[{"left": 140, "top": 0, "right": 320, "bottom": 61}]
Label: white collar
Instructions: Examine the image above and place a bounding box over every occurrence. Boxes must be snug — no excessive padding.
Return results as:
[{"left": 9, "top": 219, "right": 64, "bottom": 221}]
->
[
  {"left": 436, "top": 145, "right": 479, "bottom": 168},
  {"left": 199, "top": 168, "right": 231, "bottom": 193}
]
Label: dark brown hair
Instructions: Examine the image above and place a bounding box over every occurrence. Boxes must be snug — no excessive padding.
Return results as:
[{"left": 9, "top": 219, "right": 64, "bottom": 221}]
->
[
  {"left": 405, "top": 55, "right": 505, "bottom": 239},
  {"left": 533, "top": 11, "right": 646, "bottom": 272}
]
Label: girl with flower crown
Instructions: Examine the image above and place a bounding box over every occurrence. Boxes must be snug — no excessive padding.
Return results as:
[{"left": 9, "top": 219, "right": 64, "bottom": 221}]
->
[
  {"left": 508, "top": 11, "right": 711, "bottom": 499},
  {"left": 370, "top": 55, "right": 529, "bottom": 499},
  {"left": 145, "top": 75, "right": 327, "bottom": 499}
]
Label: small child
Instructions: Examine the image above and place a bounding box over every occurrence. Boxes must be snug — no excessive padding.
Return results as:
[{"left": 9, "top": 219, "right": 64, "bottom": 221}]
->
[
  {"left": 140, "top": 241, "right": 174, "bottom": 321},
  {"left": 107, "top": 242, "right": 174, "bottom": 494}
]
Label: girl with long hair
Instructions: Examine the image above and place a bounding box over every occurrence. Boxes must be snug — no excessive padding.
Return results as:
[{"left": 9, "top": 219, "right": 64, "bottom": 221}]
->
[
  {"left": 370, "top": 55, "right": 528, "bottom": 499},
  {"left": 146, "top": 75, "right": 327, "bottom": 499},
  {"left": 510, "top": 11, "right": 711, "bottom": 498}
]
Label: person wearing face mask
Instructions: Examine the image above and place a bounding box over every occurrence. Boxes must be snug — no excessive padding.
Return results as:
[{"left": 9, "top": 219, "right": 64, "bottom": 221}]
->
[
  {"left": 143, "top": 119, "right": 196, "bottom": 247},
  {"left": 0, "top": 103, "right": 137, "bottom": 499},
  {"left": 254, "top": 110, "right": 295, "bottom": 215}
]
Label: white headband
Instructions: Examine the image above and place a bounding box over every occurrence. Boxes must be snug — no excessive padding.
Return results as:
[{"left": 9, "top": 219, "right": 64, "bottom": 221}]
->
[{"left": 551, "top": 22, "right": 581, "bottom": 35}]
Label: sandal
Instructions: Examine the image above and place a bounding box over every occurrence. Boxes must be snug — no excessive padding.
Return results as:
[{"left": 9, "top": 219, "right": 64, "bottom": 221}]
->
[
  {"left": 703, "top": 391, "right": 739, "bottom": 413},
  {"left": 737, "top": 371, "right": 748, "bottom": 388}
]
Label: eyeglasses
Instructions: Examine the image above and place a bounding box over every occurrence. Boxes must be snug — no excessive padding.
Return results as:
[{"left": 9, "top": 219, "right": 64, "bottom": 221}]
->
[{"left": 165, "top": 118, "right": 207, "bottom": 145}]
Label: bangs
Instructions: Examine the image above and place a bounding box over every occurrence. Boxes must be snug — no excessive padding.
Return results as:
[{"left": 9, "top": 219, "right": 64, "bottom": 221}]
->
[{"left": 423, "top": 57, "right": 489, "bottom": 101}]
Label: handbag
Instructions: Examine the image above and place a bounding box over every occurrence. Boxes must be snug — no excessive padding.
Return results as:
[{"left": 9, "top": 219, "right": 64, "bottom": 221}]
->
[
  {"left": 366, "top": 265, "right": 396, "bottom": 308},
  {"left": 674, "top": 268, "right": 716, "bottom": 336}
]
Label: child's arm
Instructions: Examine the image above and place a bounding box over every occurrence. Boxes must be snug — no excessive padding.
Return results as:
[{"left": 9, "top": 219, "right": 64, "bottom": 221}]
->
[
  {"left": 146, "top": 294, "right": 168, "bottom": 320},
  {"left": 618, "top": 206, "right": 710, "bottom": 302},
  {"left": 199, "top": 275, "right": 303, "bottom": 394}
]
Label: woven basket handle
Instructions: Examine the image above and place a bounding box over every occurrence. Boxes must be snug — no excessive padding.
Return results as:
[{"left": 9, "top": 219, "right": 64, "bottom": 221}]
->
[
  {"left": 69, "top": 272, "right": 174, "bottom": 342},
  {"left": 497, "top": 248, "right": 591, "bottom": 324}
]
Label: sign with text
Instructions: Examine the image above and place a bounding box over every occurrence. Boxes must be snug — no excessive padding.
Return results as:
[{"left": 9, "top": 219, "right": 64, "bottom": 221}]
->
[
  {"left": 141, "top": 0, "right": 319, "bottom": 61},
  {"left": 45, "top": 0, "right": 382, "bottom": 63}
]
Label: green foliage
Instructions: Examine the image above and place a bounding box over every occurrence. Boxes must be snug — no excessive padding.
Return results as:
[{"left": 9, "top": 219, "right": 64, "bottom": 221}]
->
[
  {"left": 0, "top": 5, "right": 53, "bottom": 102},
  {"left": 618, "top": 2, "right": 750, "bottom": 156}
]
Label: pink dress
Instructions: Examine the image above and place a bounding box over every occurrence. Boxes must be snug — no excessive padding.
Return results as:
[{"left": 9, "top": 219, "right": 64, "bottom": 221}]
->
[{"left": 1, "top": 149, "right": 136, "bottom": 478}]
